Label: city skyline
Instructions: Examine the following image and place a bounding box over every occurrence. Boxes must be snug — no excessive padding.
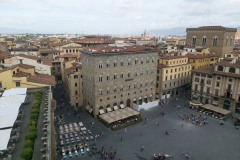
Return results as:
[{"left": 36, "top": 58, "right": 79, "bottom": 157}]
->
[{"left": 1, "top": 0, "right": 240, "bottom": 34}]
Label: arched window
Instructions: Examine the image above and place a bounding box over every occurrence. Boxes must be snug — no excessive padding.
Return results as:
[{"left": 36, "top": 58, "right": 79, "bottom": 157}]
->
[
  {"left": 128, "top": 71, "right": 131, "bottom": 77},
  {"left": 192, "top": 36, "right": 196, "bottom": 45},
  {"left": 225, "top": 37, "right": 228, "bottom": 46},
  {"left": 229, "top": 67, "right": 235, "bottom": 73},
  {"left": 230, "top": 37, "right": 233, "bottom": 46},
  {"left": 227, "top": 54, "right": 231, "bottom": 57},
  {"left": 202, "top": 36, "right": 207, "bottom": 45},
  {"left": 217, "top": 66, "right": 223, "bottom": 71},
  {"left": 213, "top": 37, "right": 218, "bottom": 46},
  {"left": 74, "top": 75, "right": 78, "bottom": 79}
]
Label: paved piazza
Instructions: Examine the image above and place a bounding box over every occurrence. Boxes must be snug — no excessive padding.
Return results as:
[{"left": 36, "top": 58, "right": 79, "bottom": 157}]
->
[{"left": 54, "top": 85, "right": 240, "bottom": 160}]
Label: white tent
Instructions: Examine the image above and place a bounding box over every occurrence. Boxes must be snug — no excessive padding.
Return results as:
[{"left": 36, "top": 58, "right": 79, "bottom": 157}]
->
[
  {"left": 0, "top": 103, "right": 21, "bottom": 115},
  {"left": 2, "top": 88, "right": 27, "bottom": 97},
  {"left": 0, "top": 113, "right": 18, "bottom": 129},
  {"left": 0, "top": 128, "right": 12, "bottom": 150},
  {"left": 0, "top": 95, "right": 26, "bottom": 104}
]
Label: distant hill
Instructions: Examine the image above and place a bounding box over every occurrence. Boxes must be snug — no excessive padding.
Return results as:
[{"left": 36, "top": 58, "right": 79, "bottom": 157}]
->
[
  {"left": 148, "top": 27, "right": 187, "bottom": 35},
  {"left": 0, "top": 27, "right": 34, "bottom": 34}
]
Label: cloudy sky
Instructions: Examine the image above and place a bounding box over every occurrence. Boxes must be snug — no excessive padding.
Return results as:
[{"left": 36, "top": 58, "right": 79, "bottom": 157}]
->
[{"left": 0, "top": 0, "right": 239, "bottom": 34}]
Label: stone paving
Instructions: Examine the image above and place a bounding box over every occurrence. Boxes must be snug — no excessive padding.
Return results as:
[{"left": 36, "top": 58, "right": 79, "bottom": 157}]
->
[{"left": 53, "top": 84, "right": 240, "bottom": 160}]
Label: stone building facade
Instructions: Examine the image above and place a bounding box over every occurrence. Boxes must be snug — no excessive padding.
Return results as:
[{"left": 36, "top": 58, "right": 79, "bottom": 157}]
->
[
  {"left": 186, "top": 26, "right": 237, "bottom": 58},
  {"left": 81, "top": 47, "right": 158, "bottom": 118},
  {"left": 156, "top": 56, "right": 192, "bottom": 99},
  {"left": 191, "top": 58, "right": 240, "bottom": 113}
]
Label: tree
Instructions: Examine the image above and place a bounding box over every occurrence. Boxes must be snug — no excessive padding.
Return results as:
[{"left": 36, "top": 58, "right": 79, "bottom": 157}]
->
[
  {"left": 20, "top": 148, "right": 33, "bottom": 160},
  {"left": 23, "top": 140, "right": 33, "bottom": 149},
  {"left": 28, "top": 125, "right": 37, "bottom": 131},
  {"left": 30, "top": 113, "right": 38, "bottom": 120},
  {"left": 25, "top": 131, "right": 37, "bottom": 141}
]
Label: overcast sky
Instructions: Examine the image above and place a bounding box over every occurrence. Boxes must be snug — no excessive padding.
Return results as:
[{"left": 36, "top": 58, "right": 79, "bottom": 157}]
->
[{"left": 0, "top": 0, "right": 239, "bottom": 34}]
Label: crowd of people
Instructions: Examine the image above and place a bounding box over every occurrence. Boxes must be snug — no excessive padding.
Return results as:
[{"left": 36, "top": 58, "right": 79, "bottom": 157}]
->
[{"left": 178, "top": 113, "right": 209, "bottom": 126}]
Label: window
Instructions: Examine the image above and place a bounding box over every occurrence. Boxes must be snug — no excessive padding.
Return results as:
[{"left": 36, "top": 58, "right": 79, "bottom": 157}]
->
[
  {"left": 135, "top": 70, "right": 137, "bottom": 76},
  {"left": 99, "top": 61, "right": 102, "bottom": 68},
  {"left": 170, "top": 83, "right": 171, "bottom": 87},
  {"left": 114, "top": 60, "right": 117, "bottom": 67},
  {"left": 151, "top": 68, "right": 154, "bottom": 74},
  {"left": 174, "top": 74, "right": 176, "bottom": 79},
  {"left": 140, "top": 82, "right": 142, "bottom": 87},
  {"left": 114, "top": 73, "right": 117, "bottom": 79},
  {"left": 157, "top": 76, "right": 159, "bottom": 81},
  {"left": 120, "top": 85, "right": 123, "bottom": 91},
  {"left": 157, "top": 70, "right": 159, "bottom": 74},
  {"left": 128, "top": 84, "right": 130, "bottom": 90},
  {"left": 225, "top": 37, "right": 228, "bottom": 46},
  {"left": 120, "top": 72, "right": 123, "bottom": 78},
  {"left": 230, "top": 37, "right": 233, "bottom": 46},
  {"left": 121, "top": 60, "right": 124, "bottom": 66},
  {"left": 216, "top": 82, "right": 220, "bottom": 87},
  {"left": 165, "top": 76, "right": 168, "bottom": 81},
  {"left": 151, "top": 80, "right": 153, "bottom": 85},
  {"left": 145, "top": 81, "right": 148, "bottom": 86},
  {"left": 128, "top": 71, "right": 130, "bottom": 77},
  {"left": 146, "top": 69, "right": 148, "bottom": 74},
  {"left": 146, "top": 57, "right": 149, "bottom": 63},
  {"left": 135, "top": 58, "right": 138, "bottom": 64},
  {"left": 170, "top": 75, "right": 172, "bottom": 80},
  {"left": 165, "top": 84, "right": 167, "bottom": 88},
  {"left": 13, "top": 71, "right": 15, "bottom": 75},
  {"left": 134, "top": 83, "right": 137, "bottom": 88},
  {"left": 75, "top": 91, "right": 78, "bottom": 95},
  {"left": 213, "top": 37, "right": 218, "bottom": 46},
  {"left": 166, "top": 61, "right": 168, "bottom": 65},
  {"left": 114, "top": 86, "right": 117, "bottom": 92},
  {"left": 171, "top": 69, "right": 173, "bottom": 73},
  {"left": 156, "top": 83, "right": 159, "bottom": 88},
  {"left": 99, "top": 75, "right": 102, "bottom": 82},
  {"left": 107, "top": 87, "right": 110, "bottom": 94},
  {"left": 207, "top": 80, "right": 211, "bottom": 84},
  {"left": 140, "top": 69, "right": 143, "bottom": 75},
  {"left": 217, "top": 66, "right": 223, "bottom": 71},
  {"left": 75, "top": 83, "right": 77, "bottom": 87},
  {"left": 229, "top": 79, "right": 232, "bottom": 82},
  {"left": 0, "top": 82, "right": 2, "bottom": 88},
  {"left": 166, "top": 70, "right": 168, "bottom": 74},
  {"left": 128, "top": 59, "right": 132, "bottom": 65},
  {"left": 195, "top": 78, "right": 199, "bottom": 82},
  {"left": 217, "top": 77, "right": 221, "bottom": 80},
  {"left": 195, "top": 84, "right": 198, "bottom": 91},
  {"left": 16, "top": 82, "right": 21, "bottom": 87},
  {"left": 141, "top": 58, "right": 143, "bottom": 64},
  {"left": 106, "top": 61, "right": 110, "bottom": 67},
  {"left": 175, "top": 69, "right": 177, "bottom": 72},
  {"left": 192, "top": 36, "right": 196, "bottom": 45},
  {"left": 20, "top": 60, "right": 23, "bottom": 64},
  {"left": 107, "top": 74, "right": 110, "bottom": 81},
  {"left": 229, "top": 68, "right": 235, "bottom": 73},
  {"left": 178, "top": 73, "right": 180, "bottom": 78},
  {"left": 100, "top": 99, "right": 102, "bottom": 102},
  {"left": 202, "top": 36, "right": 207, "bottom": 45},
  {"left": 152, "top": 57, "right": 155, "bottom": 62}
]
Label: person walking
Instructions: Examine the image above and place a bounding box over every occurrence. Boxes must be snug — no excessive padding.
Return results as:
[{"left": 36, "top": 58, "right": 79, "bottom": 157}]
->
[
  {"left": 141, "top": 145, "right": 144, "bottom": 151},
  {"left": 140, "top": 132, "right": 142, "bottom": 136},
  {"left": 182, "top": 123, "right": 184, "bottom": 127},
  {"left": 174, "top": 128, "right": 176, "bottom": 132},
  {"left": 125, "top": 128, "right": 128, "bottom": 132}
]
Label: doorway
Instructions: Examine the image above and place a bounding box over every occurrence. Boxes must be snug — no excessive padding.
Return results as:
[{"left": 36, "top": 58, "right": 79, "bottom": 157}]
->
[
  {"left": 223, "top": 100, "right": 230, "bottom": 110},
  {"left": 126, "top": 99, "right": 130, "bottom": 107}
]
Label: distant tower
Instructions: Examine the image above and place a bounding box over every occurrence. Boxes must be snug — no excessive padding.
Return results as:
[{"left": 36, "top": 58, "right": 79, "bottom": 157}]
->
[
  {"left": 144, "top": 29, "right": 147, "bottom": 39},
  {"left": 26, "top": 33, "right": 29, "bottom": 40}
]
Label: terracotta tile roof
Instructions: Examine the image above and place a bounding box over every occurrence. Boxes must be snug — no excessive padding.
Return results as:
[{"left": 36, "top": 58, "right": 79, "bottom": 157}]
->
[
  {"left": 213, "top": 71, "right": 240, "bottom": 78},
  {"left": 71, "top": 62, "right": 78, "bottom": 67},
  {"left": 77, "top": 56, "right": 82, "bottom": 59},
  {"left": 27, "top": 72, "right": 55, "bottom": 86},
  {"left": 51, "top": 99, "right": 56, "bottom": 108},
  {"left": 59, "top": 54, "right": 77, "bottom": 58},
  {"left": 158, "top": 61, "right": 193, "bottom": 68},
  {"left": 216, "top": 58, "right": 240, "bottom": 67},
  {"left": 186, "top": 53, "right": 218, "bottom": 59},
  {"left": 18, "top": 54, "right": 40, "bottom": 61},
  {"left": 0, "top": 64, "right": 3, "bottom": 67},
  {"left": 76, "top": 65, "right": 82, "bottom": 70},
  {"left": 0, "top": 51, "right": 7, "bottom": 55},
  {"left": 63, "top": 59, "right": 75, "bottom": 64},
  {"left": 191, "top": 66, "right": 215, "bottom": 74},
  {"left": 41, "top": 59, "right": 53, "bottom": 66},
  {"left": 12, "top": 71, "right": 30, "bottom": 77},
  {"left": 160, "top": 56, "right": 187, "bottom": 59},
  {"left": 0, "top": 64, "right": 19, "bottom": 73},
  {"left": 19, "top": 64, "right": 35, "bottom": 69},
  {"left": 65, "top": 67, "right": 76, "bottom": 75},
  {"left": 40, "top": 49, "right": 62, "bottom": 54}
]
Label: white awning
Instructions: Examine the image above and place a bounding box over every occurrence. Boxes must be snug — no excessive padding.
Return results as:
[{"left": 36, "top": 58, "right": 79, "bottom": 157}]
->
[
  {"left": 0, "top": 95, "right": 26, "bottom": 104},
  {"left": 89, "top": 108, "right": 93, "bottom": 113},
  {"left": 120, "top": 104, "right": 125, "bottom": 109},
  {"left": 133, "top": 98, "right": 136, "bottom": 101},
  {"left": 2, "top": 88, "right": 27, "bottom": 97},
  {"left": 113, "top": 106, "right": 118, "bottom": 110},
  {"left": 149, "top": 94, "right": 152, "bottom": 97},
  {"left": 0, "top": 113, "right": 18, "bottom": 129},
  {"left": 139, "top": 97, "right": 142, "bottom": 100},
  {"left": 144, "top": 96, "right": 147, "bottom": 98},
  {"left": 106, "top": 107, "right": 112, "bottom": 112},
  {"left": 99, "top": 109, "right": 105, "bottom": 115},
  {"left": 0, "top": 128, "right": 12, "bottom": 150},
  {"left": 86, "top": 105, "right": 90, "bottom": 111}
]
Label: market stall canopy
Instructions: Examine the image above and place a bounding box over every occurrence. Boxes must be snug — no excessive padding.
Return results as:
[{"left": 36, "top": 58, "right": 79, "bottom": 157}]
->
[
  {"left": 120, "top": 104, "right": 125, "bottom": 109},
  {"left": 113, "top": 106, "right": 118, "bottom": 111},
  {"left": 0, "top": 113, "right": 18, "bottom": 129},
  {"left": 190, "top": 101, "right": 203, "bottom": 106},
  {"left": 0, "top": 128, "right": 12, "bottom": 150},
  {"left": 201, "top": 104, "right": 231, "bottom": 115},
  {"left": 106, "top": 107, "right": 112, "bottom": 112},
  {"left": 0, "top": 95, "right": 26, "bottom": 104},
  {"left": 2, "top": 88, "right": 27, "bottom": 97},
  {"left": 99, "top": 109, "right": 105, "bottom": 115}
]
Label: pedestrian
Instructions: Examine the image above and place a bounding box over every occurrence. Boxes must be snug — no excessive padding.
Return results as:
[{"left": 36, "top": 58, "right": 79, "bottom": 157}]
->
[
  {"left": 68, "top": 113, "right": 70, "bottom": 116},
  {"left": 183, "top": 152, "right": 185, "bottom": 156},
  {"left": 125, "top": 128, "right": 128, "bottom": 132},
  {"left": 182, "top": 123, "right": 184, "bottom": 127},
  {"left": 174, "top": 128, "right": 176, "bottom": 132},
  {"left": 77, "top": 115, "right": 80, "bottom": 119},
  {"left": 141, "top": 145, "right": 144, "bottom": 151},
  {"left": 121, "top": 136, "right": 122, "bottom": 142},
  {"left": 140, "top": 132, "right": 142, "bottom": 136},
  {"left": 119, "top": 157, "right": 121, "bottom": 160},
  {"left": 102, "top": 132, "right": 104, "bottom": 136}
]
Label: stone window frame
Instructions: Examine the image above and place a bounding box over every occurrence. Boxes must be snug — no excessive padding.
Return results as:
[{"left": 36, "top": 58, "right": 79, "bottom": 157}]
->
[
  {"left": 135, "top": 58, "right": 138, "bottom": 65},
  {"left": 128, "top": 59, "right": 132, "bottom": 65},
  {"left": 225, "top": 36, "right": 228, "bottom": 46},
  {"left": 114, "top": 60, "right": 117, "bottom": 67},
  {"left": 146, "top": 69, "right": 149, "bottom": 75},
  {"left": 151, "top": 80, "right": 153, "bottom": 85},
  {"left": 152, "top": 57, "right": 155, "bottom": 62},
  {"left": 140, "top": 82, "right": 142, "bottom": 87},
  {"left": 113, "top": 86, "right": 117, "bottom": 92},
  {"left": 128, "top": 71, "right": 131, "bottom": 77},
  {"left": 120, "top": 85, "right": 123, "bottom": 91},
  {"left": 151, "top": 68, "right": 154, "bottom": 74},
  {"left": 135, "top": 70, "right": 138, "bottom": 76},
  {"left": 106, "top": 61, "right": 110, "bottom": 67},
  {"left": 195, "top": 78, "right": 199, "bottom": 82},
  {"left": 121, "top": 59, "right": 124, "bottom": 66},
  {"left": 107, "top": 87, "right": 110, "bottom": 94},
  {"left": 213, "top": 36, "right": 218, "bottom": 46},
  {"left": 141, "top": 58, "right": 144, "bottom": 64},
  {"left": 99, "top": 75, "right": 103, "bottom": 82},
  {"left": 106, "top": 74, "right": 110, "bottom": 81},
  {"left": 99, "top": 61, "right": 102, "bottom": 68},
  {"left": 99, "top": 89, "right": 102, "bottom": 95},
  {"left": 128, "top": 84, "right": 130, "bottom": 90},
  {"left": 145, "top": 81, "right": 148, "bottom": 86},
  {"left": 134, "top": 83, "right": 137, "bottom": 88},
  {"left": 192, "top": 36, "right": 196, "bottom": 45},
  {"left": 146, "top": 57, "right": 149, "bottom": 63},
  {"left": 120, "top": 72, "right": 123, "bottom": 78},
  {"left": 114, "top": 73, "right": 117, "bottom": 80},
  {"left": 202, "top": 36, "right": 207, "bottom": 45},
  {"left": 140, "top": 69, "right": 143, "bottom": 75}
]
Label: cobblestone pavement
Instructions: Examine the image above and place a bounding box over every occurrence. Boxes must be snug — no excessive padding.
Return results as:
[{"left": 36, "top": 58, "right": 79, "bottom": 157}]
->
[{"left": 53, "top": 85, "right": 240, "bottom": 160}]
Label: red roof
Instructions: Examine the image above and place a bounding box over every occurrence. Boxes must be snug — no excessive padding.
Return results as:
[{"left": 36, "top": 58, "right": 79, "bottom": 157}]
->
[
  {"left": 13, "top": 71, "right": 30, "bottom": 77},
  {"left": 186, "top": 53, "right": 218, "bottom": 59},
  {"left": 59, "top": 54, "right": 77, "bottom": 58},
  {"left": 27, "top": 72, "right": 55, "bottom": 86},
  {"left": 0, "top": 64, "right": 19, "bottom": 73},
  {"left": 41, "top": 59, "right": 53, "bottom": 66},
  {"left": 19, "top": 64, "right": 35, "bottom": 69},
  {"left": 18, "top": 54, "right": 40, "bottom": 61}
]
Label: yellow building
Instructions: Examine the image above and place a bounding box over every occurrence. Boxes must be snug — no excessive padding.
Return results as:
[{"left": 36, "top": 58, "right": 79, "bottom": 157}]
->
[
  {"left": 156, "top": 56, "right": 192, "bottom": 99},
  {"left": 64, "top": 61, "right": 83, "bottom": 108},
  {"left": 62, "top": 43, "right": 82, "bottom": 57},
  {"left": 186, "top": 53, "right": 218, "bottom": 70},
  {"left": 0, "top": 64, "right": 55, "bottom": 90},
  {"left": 221, "top": 50, "right": 240, "bottom": 59}
]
